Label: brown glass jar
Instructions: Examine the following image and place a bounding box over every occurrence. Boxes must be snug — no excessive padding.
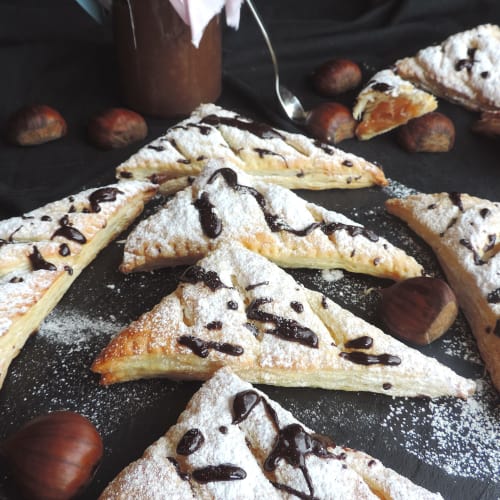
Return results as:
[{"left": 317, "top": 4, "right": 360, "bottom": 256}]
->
[{"left": 113, "top": 0, "right": 222, "bottom": 118}]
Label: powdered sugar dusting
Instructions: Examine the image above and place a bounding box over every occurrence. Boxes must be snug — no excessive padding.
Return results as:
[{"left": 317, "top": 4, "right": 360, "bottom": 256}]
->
[
  {"left": 38, "top": 308, "right": 124, "bottom": 346},
  {"left": 382, "top": 178, "right": 419, "bottom": 198},
  {"left": 320, "top": 268, "right": 344, "bottom": 282},
  {"left": 381, "top": 378, "right": 499, "bottom": 479}
]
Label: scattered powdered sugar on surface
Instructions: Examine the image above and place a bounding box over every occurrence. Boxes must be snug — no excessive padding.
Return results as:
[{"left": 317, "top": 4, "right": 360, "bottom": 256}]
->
[
  {"left": 289, "top": 178, "right": 499, "bottom": 483},
  {"left": 38, "top": 308, "right": 124, "bottom": 346},
  {"left": 1, "top": 177, "right": 498, "bottom": 496},
  {"left": 382, "top": 178, "right": 420, "bottom": 198},
  {"left": 381, "top": 378, "right": 499, "bottom": 480},
  {"left": 320, "top": 268, "right": 344, "bottom": 282}
]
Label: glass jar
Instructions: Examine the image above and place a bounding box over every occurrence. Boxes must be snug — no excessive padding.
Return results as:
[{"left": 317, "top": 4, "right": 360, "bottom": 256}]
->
[{"left": 113, "top": 0, "right": 222, "bottom": 118}]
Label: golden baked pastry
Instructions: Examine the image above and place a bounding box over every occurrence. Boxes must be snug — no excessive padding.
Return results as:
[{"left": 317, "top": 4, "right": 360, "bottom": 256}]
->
[
  {"left": 395, "top": 24, "right": 500, "bottom": 113},
  {"left": 353, "top": 69, "right": 437, "bottom": 140},
  {"left": 0, "top": 181, "right": 157, "bottom": 389},
  {"left": 120, "top": 160, "right": 423, "bottom": 281},
  {"left": 93, "top": 241, "right": 474, "bottom": 398},
  {"left": 386, "top": 192, "right": 500, "bottom": 391},
  {"left": 99, "top": 368, "right": 444, "bottom": 499},
  {"left": 115, "top": 103, "right": 388, "bottom": 192}
]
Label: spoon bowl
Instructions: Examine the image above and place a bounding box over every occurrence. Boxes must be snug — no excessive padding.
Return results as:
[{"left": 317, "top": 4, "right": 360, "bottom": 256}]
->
[{"left": 246, "top": 0, "right": 308, "bottom": 125}]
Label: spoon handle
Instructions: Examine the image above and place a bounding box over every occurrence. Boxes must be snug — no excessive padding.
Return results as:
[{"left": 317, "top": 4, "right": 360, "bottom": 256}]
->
[{"left": 245, "top": 0, "right": 287, "bottom": 112}]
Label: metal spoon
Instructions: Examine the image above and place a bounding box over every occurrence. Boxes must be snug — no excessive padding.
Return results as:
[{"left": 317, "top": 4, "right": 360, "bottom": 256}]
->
[{"left": 245, "top": 0, "right": 308, "bottom": 125}]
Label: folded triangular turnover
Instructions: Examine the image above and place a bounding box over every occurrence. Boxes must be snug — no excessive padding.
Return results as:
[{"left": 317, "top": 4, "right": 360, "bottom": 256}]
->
[
  {"left": 93, "top": 241, "right": 474, "bottom": 398},
  {"left": 120, "top": 160, "right": 423, "bottom": 281},
  {"left": 0, "top": 180, "right": 157, "bottom": 389},
  {"left": 386, "top": 192, "right": 500, "bottom": 391},
  {"left": 99, "top": 367, "right": 443, "bottom": 500}
]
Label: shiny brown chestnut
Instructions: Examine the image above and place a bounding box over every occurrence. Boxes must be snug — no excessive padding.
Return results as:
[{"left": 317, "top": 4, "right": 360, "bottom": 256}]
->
[
  {"left": 306, "top": 102, "right": 357, "bottom": 144},
  {"left": 0, "top": 411, "right": 103, "bottom": 500},
  {"left": 397, "top": 112, "right": 455, "bottom": 152},
  {"left": 88, "top": 107, "right": 147, "bottom": 149},
  {"left": 7, "top": 105, "right": 67, "bottom": 146},
  {"left": 311, "top": 58, "right": 362, "bottom": 96},
  {"left": 378, "top": 276, "right": 458, "bottom": 346}
]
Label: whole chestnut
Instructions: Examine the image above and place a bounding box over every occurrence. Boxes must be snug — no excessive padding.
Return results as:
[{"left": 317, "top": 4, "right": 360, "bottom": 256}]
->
[
  {"left": 378, "top": 276, "right": 458, "bottom": 346},
  {"left": 0, "top": 411, "right": 103, "bottom": 500},
  {"left": 306, "top": 102, "right": 357, "bottom": 144},
  {"left": 311, "top": 59, "right": 362, "bottom": 96},
  {"left": 88, "top": 107, "right": 147, "bottom": 149},
  {"left": 397, "top": 112, "right": 455, "bottom": 152},
  {"left": 7, "top": 105, "right": 67, "bottom": 146}
]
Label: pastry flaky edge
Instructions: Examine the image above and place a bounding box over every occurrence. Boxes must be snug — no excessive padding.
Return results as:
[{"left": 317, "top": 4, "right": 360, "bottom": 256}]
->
[
  {"left": 115, "top": 102, "right": 388, "bottom": 193},
  {"left": 120, "top": 159, "right": 423, "bottom": 282},
  {"left": 353, "top": 69, "right": 437, "bottom": 140},
  {"left": 93, "top": 241, "right": 475, "bottom": 398},
  {"left": 386, "top": 192, "right": 500, "bottom": 391},
  {"left": 0, "top": 180, "right": 157, "bottom": 389},
  {"left": 395, "top": 24, "right": 500, "bottom": 113},
  {"left": 99, "top": 367, "right": 444, "bottom": 500}
]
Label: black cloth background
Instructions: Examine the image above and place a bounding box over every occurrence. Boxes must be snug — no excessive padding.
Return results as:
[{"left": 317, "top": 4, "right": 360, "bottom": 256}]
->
[
  {"left": 0, "top": 0, "right": 498, "bottom": 219},
  {"left": 0, "top": 2, "right": 499, "bottom": 499}
]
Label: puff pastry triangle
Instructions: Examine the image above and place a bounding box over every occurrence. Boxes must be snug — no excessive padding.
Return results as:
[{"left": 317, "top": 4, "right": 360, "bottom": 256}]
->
[
  {"left": 395, "top": 24, "right": 500, "bottom": 112},
  {"left": 0, "top": 180, "right": 157, "bottom": 389},
  {"left": 353, "top": 69, "right": 437, "bottom": 140},
  {"left": 120, "top": 160, "right": 423, "bottom": 281},
  {"left": 386, "top": 192, "right": 500, "bottom": 390},
  {"left": 93, "top": 241, "right": 475, "bottom": 398},
  {"left": 116, "top": 103, "right": 388, "bottom": 193},
  {"left": 99, "top": 367, "right": 443, "bottom": 499}
]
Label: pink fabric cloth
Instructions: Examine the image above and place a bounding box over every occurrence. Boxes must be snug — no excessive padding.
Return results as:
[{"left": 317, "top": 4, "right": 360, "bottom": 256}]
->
[{"left": 169, "top": 0, "right": 243, "bottom": 47}]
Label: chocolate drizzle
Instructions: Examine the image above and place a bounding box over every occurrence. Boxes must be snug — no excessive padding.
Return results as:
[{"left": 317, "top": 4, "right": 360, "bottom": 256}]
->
[
  {"left": 51, "top": 225, "right": 87, "bottom": 244},
  {"left": 345, "top": 336, "right": 373, "bottom": 350},
  {"left": 265, "top": 423, "right": 336, "bottom": 500},
  {"left": 200, "top": 114, "right": 284, "bottom": 140},
  {"left": 449, "top": 192, "right": 464, "bottom": 211},
  {"left": 178, "top": 335, "right": 243, "bottom": 358},
  {"left": 207, "top": 167, "right": 379, "bottom": 242},
  {"left": 340, "top": 351, "right": 401, "bottom": 366},
  {"left": 232, "top": 390, "right": 261, "bottom": 424},
  {"left": 206, "top": 321, "right": 222, "bottom": 330},
  {"left": 371, "top": 82, "right": 393, "bottom": 92},
  {"left": 59, "top": 243, "right": 70, "bottom": 257},
  {"left": 194, "top": 192, "right": 222, "bottom": 238},
  {"left": 231, "top": 389, "right": 338, "bottom": 499},
  {"left": 312, "top": 140, "right": 334, "bottom": 155},
  {"left": 29, "top": 246, "right": 57, "bottom": 272},
  {"left": 88, "top": 187, "right": 123, "bottom": 213},
  {"left": 290, "top": 301, "right": 304, "bottom": 313},
  {"left": 455, "top": 48, "right": 477, "bottom": 72},
  {"left": 147, "top": 144, "right": 165, "bottom": 152},
  {"left": 483, "top": 234, "right": 496, "bottom": 254},
  {"left": 180, "top": 266, "right": 228, "bottom": 291},
  {"left": 439, "top": 217, "right": 457, "bottom": 237},
  {"left": 176, "top": 428, "right": 205, "bottom": 456},
  {"left": 321, "top": 222, "right": 379, "bottom": 242},
  {"left": 167, "top": 457, "right": 190, "bottom": 481},
  {"left": 192, "top": 464, "right": 246, "bottom": 484},
  {"left": 487, "top": 288, "right": 500, "bottom": 304},
  {"left": 245, "top": 281, "right": 269, "bottom": 291},
  {"left": 246, "top": 297, "right": 318, "bottom": 348},
  {"left": 459, "top": 238, "right": 486, "bottom": 265}
]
